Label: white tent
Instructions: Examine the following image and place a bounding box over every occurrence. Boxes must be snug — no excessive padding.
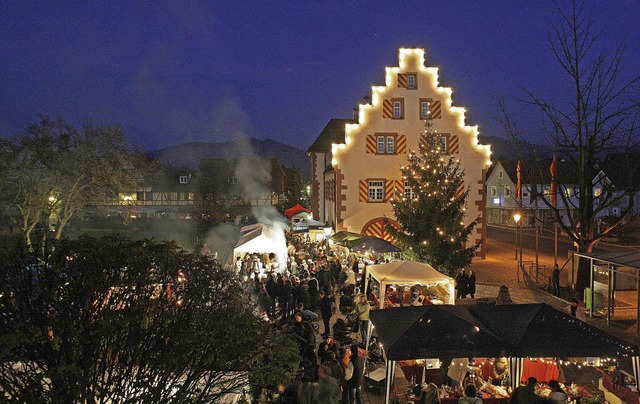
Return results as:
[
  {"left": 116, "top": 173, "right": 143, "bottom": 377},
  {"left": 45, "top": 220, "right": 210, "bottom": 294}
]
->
[
  {"left": 233, "top": 224, "right": 287, "bottom": 272},
  {"left": 365, "top": 260, "right": 455, "bottom": 308}
]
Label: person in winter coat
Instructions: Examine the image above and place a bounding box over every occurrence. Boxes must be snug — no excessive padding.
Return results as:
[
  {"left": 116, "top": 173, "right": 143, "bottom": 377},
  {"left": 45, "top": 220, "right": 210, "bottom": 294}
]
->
[
  {"left": 314, "top": 364, "right": 341, "bottom": 404},
  {"left": 301, "top": 345, "right": 319, "bottom": 403},
  {"left": 348, "top": 345, "right": 365, "bottom": 404},
  {"left": 308, "top": 273, "right": 319, "bottom": 311},
  {"left": 280, "top": 274, "right": 293, "bottom": 318},
  {"left": 265, "top": 274, "right": 279, "bottom": 318},
  {"left": 467, "top": 270, "right": 477, "bottom": 298},
  {"left": 454, "top": 269, "right": 470, "bottom": 299},
  {"left": 319, "top": 290, "right": 333, "bottom": 336},
  {"left": 257, "top": 286, "right": 273, "bottom": 319}
]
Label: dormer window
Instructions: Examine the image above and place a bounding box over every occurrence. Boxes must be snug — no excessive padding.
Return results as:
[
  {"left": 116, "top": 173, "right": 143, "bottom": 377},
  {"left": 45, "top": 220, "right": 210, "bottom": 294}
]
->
[{"left": 179, "top": 175, "right": 188, "bottom": 184}]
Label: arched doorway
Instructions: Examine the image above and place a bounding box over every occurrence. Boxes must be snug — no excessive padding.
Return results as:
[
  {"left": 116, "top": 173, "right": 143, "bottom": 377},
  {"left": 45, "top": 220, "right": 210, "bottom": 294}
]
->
[{"left": 360, "top": 217, "right": 400, "bottom": 241}]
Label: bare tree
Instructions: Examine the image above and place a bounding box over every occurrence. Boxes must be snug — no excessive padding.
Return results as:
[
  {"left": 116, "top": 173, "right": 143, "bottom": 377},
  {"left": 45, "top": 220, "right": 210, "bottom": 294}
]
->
[
  {"left": 1, "top": 115, "right": 149, "bottom": 259},
  {"left": 499, "top": 0, "right": 640, "bottom": 292}
]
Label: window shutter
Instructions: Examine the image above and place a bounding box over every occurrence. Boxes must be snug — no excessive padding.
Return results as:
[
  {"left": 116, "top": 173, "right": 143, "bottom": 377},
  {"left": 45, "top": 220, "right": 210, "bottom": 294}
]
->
[
  {"left": 382, "top": 100, "right": 393, "bottom": 118},
  {"left": 448, "top": 135, "right": 459, "bottom": 154},
  {"left": 385, "top": 180, "right": 394, "bottom": 202},
  {"left": 359, "top": 180, "right": 368, "bottom": 202},
  {"left": 429, "top": 100, "right": 442, "bottom": 119},
  {"left": 366, "top": 135, "right": 376, "bottom": 154},
  {"left": 395, "top": 179, "right": 404, "bottom": 200},
  {"left": 397, "top": 73, "right": 407, "bottom": 88},
  {"left": 396, "top": 135, "right": 407, "bottom": 154},
  {"left": 456, "top": 181, "right": 465, "bottom": 200}
]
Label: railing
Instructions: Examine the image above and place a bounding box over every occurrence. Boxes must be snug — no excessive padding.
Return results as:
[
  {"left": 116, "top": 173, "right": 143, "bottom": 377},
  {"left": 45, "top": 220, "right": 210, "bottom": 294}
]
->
[{"left": 517, "top": 252, "right": 576, "bottom": 292}]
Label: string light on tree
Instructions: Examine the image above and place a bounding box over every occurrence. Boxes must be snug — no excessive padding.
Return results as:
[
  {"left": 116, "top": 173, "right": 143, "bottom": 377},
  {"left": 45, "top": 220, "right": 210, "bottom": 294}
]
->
[{"left": 385, "top": 115, "right": 479, "bottom": 276}]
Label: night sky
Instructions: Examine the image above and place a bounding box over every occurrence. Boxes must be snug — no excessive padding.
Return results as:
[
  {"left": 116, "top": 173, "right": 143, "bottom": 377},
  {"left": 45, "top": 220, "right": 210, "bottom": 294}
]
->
[{"left": 1, "top": 1, "right": 638, "bottom": 151}]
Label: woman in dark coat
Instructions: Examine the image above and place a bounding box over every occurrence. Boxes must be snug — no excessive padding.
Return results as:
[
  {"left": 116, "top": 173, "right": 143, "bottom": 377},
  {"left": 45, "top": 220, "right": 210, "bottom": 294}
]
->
[{"left": 468, "top": 270, "right": 476, "bottom": 298}]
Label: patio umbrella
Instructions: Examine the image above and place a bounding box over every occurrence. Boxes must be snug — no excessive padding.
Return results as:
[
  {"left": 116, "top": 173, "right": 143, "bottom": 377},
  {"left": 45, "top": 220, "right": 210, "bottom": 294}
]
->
[
  {"left": 349, "top": 236, "right": 401, "bottom": 253},
  {"left": 330, "top": 231, "right": 365, "bottom": 247}
]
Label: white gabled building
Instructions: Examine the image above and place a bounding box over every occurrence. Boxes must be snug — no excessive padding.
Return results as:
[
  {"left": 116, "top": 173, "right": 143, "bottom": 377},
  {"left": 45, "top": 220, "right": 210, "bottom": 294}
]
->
[{"left": 308, "top": 48, "right": 492, "bottom": 257}]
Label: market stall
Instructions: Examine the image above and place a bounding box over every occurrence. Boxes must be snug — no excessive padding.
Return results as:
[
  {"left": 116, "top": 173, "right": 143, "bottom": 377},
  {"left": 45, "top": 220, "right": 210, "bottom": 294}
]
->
[
  {"left": 369, "top": 303, "right": 640, "bottom": 404},
  {"left": 365, "top": 260, "right": 455, "bottom": 309},
  {"left": 233, "top": 223, "right": 287, "bottom": 273}
]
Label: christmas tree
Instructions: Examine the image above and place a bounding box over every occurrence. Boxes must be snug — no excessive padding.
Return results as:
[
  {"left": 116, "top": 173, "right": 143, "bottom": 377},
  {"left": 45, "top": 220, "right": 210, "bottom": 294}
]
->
[{"left": 387, "top": 117, "right": 478, "bottom": 275}]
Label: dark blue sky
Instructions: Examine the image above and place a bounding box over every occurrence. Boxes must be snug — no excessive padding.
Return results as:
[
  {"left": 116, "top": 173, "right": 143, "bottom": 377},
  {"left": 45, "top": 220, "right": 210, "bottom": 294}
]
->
[{"left": 1, "top": 1, "right": 638, "bottom": 151}]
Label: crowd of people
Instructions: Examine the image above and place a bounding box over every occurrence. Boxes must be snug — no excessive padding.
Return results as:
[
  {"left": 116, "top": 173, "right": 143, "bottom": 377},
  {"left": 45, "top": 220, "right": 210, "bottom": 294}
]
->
[{"left": 239, "top": 235, "right": 379, "bottom": 403}]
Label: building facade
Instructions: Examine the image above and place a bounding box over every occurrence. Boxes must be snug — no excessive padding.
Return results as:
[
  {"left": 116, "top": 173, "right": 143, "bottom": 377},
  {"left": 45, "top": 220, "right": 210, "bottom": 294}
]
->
[{"left": 308, "top": 48, "right": 491, "bottom": 256}]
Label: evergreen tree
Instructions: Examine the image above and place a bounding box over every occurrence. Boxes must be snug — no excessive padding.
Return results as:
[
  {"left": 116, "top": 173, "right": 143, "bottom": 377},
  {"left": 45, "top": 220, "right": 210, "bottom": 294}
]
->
[{"left": 387, "top": 118, "right": 478, "bottom": 275}]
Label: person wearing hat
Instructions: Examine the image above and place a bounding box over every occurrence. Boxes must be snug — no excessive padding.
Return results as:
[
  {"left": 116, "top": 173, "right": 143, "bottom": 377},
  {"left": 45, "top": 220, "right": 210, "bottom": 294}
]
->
[
  {"left": 319, "top": 334, "right": 340, "bottom": 364},
  {"left": 565, "top": 298, "right": 586, "bottom": 321}
]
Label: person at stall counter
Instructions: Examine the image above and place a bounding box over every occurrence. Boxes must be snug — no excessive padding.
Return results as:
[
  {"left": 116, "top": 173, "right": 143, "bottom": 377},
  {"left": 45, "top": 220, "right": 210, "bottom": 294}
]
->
[
  {"left": 548, "top": 380, "right": 568, "bottom": 404},
  {"left": 510, "top": 377, "right": 539, "bottom": 404},
  {"left": 459, "top": 383, "right": 482, "bottom": 404},
  {"left": 564, "top": 298, "right": 586, "bottom": 321}
]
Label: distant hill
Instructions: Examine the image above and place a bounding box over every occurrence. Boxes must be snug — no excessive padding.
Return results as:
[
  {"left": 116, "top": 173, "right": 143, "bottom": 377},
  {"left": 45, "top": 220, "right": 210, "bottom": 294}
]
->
[
  {"left": 149, "top": 136, "right": 550, "bottom": 181},
  {"left": 149, "top": 139, "right": 310, "bottom": 179},
  {"left": 479, "top": 135, "right": 552, "bottom": 161}
]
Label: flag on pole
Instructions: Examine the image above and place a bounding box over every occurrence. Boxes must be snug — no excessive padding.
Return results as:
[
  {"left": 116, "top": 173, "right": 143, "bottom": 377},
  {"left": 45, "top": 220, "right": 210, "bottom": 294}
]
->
[
  {"left": 516, "top": 160, "right": 522, "bottom": 203},
  {"left": 550, "top": 154, "right": 557, "bottom": 206}
]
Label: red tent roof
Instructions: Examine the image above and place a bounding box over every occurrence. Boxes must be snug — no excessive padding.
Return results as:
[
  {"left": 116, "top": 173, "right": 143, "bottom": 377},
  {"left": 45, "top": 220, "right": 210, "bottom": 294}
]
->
[{"left": 284, "top": 204, "right": 311, "bottom": 219}]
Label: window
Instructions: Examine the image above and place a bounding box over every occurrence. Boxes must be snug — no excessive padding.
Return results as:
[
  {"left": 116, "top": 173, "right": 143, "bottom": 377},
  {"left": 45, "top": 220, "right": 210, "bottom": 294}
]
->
[
  {"left": 187, "top": 192, "right": 194, "bottom": 201},
  {"left": 179, "top": 175, "right": 188, "bottom": 184},
  {"left": 419, "top": 98, "right": 432, "bottom": 119},
  {"left": 136, "top": 191, "right": 145, "bottom": 201},
  {"left": 407, "top": 74, "right": 416, "bottom": 89},
  {"left": 594, "top": 187, "right": 602, "bottom": 197},
  {"left": 228, "top": 177, "right": 237, "bottom": 184},
  {"left": 504, "top": 186, "right": 511, "bottom": 197},
  {"left": 438, "top": 136, "right": 448, "bottom": 153},
  {"left": 392, "top": 99, "right": 404, "bottom": 119},
  {"left": 404, "top": 181, "right": 414, "bottom": 200},
  {"left": 498, "top": 170, "right": 504, "bottom": 179},
  {"left": 565, "top": 188, "right": 572, "bottom": 197},
  {"left": 376, "top": 135, "right": 396, "bottom": 154},
  {"left": 522, "top": 191, "right": 529, "bottom": 198},
  {"left": 386, "top": 137, "right": 395, "bottom": 154},
  {"left": 377, "top": 136, "right": 385, "bottom": 153},
  {"left": 490, "top": 186, "right": 497, "bottom": 197},
  {"left": 421, "top": 101, "right": 430, "bottom": 119},
  {"left": 368, "top": 181, "right": 384, "bottom": 202}
]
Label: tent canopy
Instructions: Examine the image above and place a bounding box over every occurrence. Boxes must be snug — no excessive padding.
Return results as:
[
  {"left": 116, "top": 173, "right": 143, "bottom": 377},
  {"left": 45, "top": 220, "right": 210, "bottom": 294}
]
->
[
  {"left": 367, "top": 260, "right": 452, "bottom": 286},
  {"left": 292, "top": 218, "right": 326, "bottom": 233},
  {"left": 370, "top": 305, "right": 510, "bottom": 360},
  {"left": 284, "top": 204, "right": 311, "bottom": 219},
  {"left": 469, "top": 303, "right": 640, "bottom": 357},
  {"left": 233, "top": 224, "right": 287, "bottom": 269},
  {"left": 371, "top": 303, "right": 639, "bottom": 360},
  {"left": 366, "top": 260, "right": 455, "bottom": 306}
]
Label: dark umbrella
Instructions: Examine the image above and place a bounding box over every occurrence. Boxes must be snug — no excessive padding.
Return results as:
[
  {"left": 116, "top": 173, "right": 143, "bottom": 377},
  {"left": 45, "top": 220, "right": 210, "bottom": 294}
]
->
[{"left": 349, "top": 236, "right": 401, "bottom": 253}]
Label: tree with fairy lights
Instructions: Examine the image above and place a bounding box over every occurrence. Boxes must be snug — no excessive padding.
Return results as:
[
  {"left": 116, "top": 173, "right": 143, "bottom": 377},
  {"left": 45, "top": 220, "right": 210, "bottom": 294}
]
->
[{"left": 386, "top": 117, "right": 479, "bottom": 276}]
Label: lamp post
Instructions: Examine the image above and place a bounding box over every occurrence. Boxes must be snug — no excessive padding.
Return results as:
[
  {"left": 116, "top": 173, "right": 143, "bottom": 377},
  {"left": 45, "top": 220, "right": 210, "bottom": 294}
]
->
[
  {"left": 513, "top": 212, "right": 522, "bottom": 279},
  {"left": 513, "top": 213, "right": 521, "bottom": 260}
]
